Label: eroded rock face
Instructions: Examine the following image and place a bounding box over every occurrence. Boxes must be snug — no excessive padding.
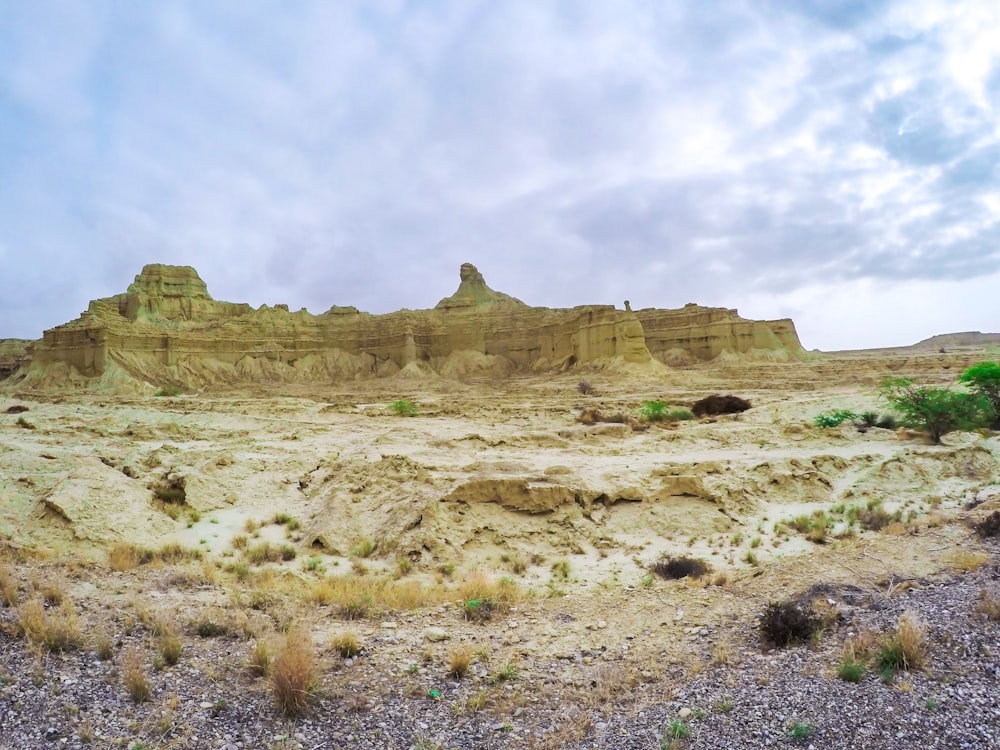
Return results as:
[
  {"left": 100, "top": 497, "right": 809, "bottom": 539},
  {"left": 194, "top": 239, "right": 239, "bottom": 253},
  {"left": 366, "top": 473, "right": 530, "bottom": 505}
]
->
[
  {"left": 637, "top": 303, "right": 802, "bottom": 363},
  {"left": 19, "top": 262, "right": 803, "bottom": 388},
  {"left": 0, "top": 340, "right": 31, "bottom": 380}
]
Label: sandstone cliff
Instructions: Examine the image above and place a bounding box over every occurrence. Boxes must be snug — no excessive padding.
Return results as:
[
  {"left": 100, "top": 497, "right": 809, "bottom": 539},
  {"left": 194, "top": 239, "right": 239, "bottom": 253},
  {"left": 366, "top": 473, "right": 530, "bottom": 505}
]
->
[
  {"left": 637, "top": 303, "right": 804, "bottom": 365},
  {"left": 13, "top": 263, "right": 803, "bottom": 389},
  {"left": 0, "top": 340, "right": 31, "bottom": 380}
]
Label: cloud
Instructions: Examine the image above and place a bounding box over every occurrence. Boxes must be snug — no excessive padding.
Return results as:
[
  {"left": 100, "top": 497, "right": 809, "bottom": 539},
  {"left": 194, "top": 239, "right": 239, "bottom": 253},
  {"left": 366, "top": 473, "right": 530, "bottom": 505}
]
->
[{"left": 0, "top": 0, "right": 997, "bottom": 348}]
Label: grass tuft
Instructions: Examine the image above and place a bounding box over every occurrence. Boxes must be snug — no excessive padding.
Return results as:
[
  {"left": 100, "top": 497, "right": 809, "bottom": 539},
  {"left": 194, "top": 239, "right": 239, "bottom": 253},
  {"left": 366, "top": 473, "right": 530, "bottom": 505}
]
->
[
  {"left": 122, "top": 646, "right": 151, "bottom": 704},
  {"left": 331, "top": 630, "right": 362, "bottom": 657},
  {"left": 271, "top": 628, "right": 316, "bottom": 717},
  {"left": 447, "top": 645, "right": 474, "bottom": 678},
  {"left": 875, "top": 611, "right": 927, "bottom": 673}
]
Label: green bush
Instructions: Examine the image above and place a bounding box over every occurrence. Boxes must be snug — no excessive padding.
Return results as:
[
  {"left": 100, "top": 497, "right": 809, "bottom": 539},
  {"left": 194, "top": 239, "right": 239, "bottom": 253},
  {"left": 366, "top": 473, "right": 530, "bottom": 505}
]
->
[
  {"left": 639, "top": 402, "right": 692, "bottom": 423},
  {"left": 959, "top": 361, "right": 1000, "bottom": 427},
  {"left": 155, "top": 385, "right": 184, "bottom": 397},
  {"left": 639, "top": 401, "right": 668, "bottom": 422},
  {"left": 388, "top": 399, "right": 418, "bottom": 417},
  {"left": 879, "top": 378, "right": 993, "bottom": 443},
  {"left": 837, "top": 658, "right": 865, "bottom": 682},
  {"left": 813, "top": 409, "right": 858, "bottom": 428}
]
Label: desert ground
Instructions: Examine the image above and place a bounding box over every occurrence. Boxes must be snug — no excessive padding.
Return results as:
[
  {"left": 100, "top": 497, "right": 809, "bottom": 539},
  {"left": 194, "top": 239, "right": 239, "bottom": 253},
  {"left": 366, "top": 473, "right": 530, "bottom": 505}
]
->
[{"left": 1, "top": 348, "right": 999, "bottom": 749}]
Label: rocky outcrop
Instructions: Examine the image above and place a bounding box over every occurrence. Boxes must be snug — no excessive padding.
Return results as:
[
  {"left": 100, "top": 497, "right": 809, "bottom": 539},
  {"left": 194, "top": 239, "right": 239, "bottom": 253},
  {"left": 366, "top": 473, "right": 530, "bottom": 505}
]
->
[
  {"left": 0, "top": 340, "right": 32, "bottom": 380},
  {"left": 16, "top": 263, "right": 803, "bottom": 389},
  {"left": 636, "top": 303, "right": 803, "bottom": 364}
]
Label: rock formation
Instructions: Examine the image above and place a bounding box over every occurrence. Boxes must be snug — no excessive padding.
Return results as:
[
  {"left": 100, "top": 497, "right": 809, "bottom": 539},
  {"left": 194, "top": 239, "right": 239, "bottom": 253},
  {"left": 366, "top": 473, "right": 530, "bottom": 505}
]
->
[
  {"left": 637, "top": 303, "right": 803, "bottom": 364},
  {"left": 13, "top": 263, "right": 804, "bottom": 389},
  {"left": 0, "top": 340, "right": 31, "bottom": 380}
]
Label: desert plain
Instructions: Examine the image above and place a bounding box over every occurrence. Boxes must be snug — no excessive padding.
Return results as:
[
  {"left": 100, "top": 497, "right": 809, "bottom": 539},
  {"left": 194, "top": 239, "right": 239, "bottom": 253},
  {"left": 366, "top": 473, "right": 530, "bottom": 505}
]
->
[{"left": 2, "top": 339, "right": 1000, "bottom": 749}]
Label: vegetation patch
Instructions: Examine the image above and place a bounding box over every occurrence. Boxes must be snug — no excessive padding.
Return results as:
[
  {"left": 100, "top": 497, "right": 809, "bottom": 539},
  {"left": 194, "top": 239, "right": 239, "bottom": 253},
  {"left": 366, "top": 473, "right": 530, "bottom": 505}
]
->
[
  {"left": 387, "top": 399, "right": 418, "bottom": 417},
  {"left": 760, "top": 600, "right": 821, "bottom": 648},
  {"left": 271, "top": 629, "right": 316, "bottom": 717},
  {"left": 875, "top": 611, "right": 927, "bottom": 675},
  {"left": 880, "top": 378, "right": 993, "bottom": 443},
  {"left": 691, "top": 394, "right": 751, "bottom": 417},
  {"left": 650, "top": 556, "right": 711, "bottom": 580},
  {"left": 813, "top": 409, "right": 857, "bottom": 428},
  {"left": 975, "top": 511, "right": 1000, "bottom": 538}
]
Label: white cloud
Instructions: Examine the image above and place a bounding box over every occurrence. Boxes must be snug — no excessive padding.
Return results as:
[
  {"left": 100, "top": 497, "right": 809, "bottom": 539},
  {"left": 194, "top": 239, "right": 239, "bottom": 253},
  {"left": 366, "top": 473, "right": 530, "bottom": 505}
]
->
[{"left": 0, "top": 0, "right": 997, "bottom": 347}]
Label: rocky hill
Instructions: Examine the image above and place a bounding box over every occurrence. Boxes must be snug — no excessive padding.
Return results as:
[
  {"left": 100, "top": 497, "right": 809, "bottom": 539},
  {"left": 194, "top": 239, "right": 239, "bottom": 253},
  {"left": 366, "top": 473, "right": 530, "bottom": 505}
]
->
[{"left": 10, "top": 263, "right": 803, "bottom": 390}]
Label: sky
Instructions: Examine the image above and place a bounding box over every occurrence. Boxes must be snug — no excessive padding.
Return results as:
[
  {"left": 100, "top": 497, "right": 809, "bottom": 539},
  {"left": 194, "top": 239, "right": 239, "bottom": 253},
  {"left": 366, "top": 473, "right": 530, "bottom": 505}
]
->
[{"left": 1, "top": 1, "right": 999, "bottom": 351}]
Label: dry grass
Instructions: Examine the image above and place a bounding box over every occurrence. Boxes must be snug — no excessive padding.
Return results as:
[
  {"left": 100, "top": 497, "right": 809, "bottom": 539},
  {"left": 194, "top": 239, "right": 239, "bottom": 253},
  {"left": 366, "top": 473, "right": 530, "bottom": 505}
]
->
[
  {"left": 107, "top": 542, "right": 203, "bottom": 571},
  {"left": 18, "top": 598, "right": 83, "bottom": 651},
  {"left": 447, "top": 645, "right": 474, "bottom": 678},
  {"left": 842, "top": 629, "right": 879, "bottom": 662},
  {"left": 331, "top": 630, "right": 362, "bottom": 657},
  {"left": 248, "top": 638, "right": 272, "bottom": 677},
  {"left": 33, "top": 577, "right": 66, "bottom": 605},
  {"left": 122, "top": 646, "right": 151, "bottom": 704},
  {"left": 975, "top": 589, "right": 1000, "bottom": 621},
  {"left": 94, "top": 627, "right": 114, "bottom": 660},
  {"left": 270, "top": 628, "right": 316, "bottom": 717},
  {"left": 458, "top": 571, "right": 522, "bottom": 622},
  {"left": 108, "top": 543, "right": 140, "bottom": 572},
  {"left": 0, "top": 565, "right": 18, "bottom": 606},
  {"left": 159, "top": 627, "right": 183, "bottom": 666},
  {"left": 877, "top": 611, "right": 928, "bottom": 672},
  {"left": 307, "top": 574, "right": 451, "bottom": 618},
  {"left": 948, "top": 550, "right": 991, "bottom": 572}
]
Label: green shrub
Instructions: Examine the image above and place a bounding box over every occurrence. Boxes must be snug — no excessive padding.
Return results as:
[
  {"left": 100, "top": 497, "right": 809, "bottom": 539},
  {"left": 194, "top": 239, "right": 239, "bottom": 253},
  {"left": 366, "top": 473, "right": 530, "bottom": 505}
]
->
[
  {"left": 387, "top": 399, "right": 418, "bottom": 417},
  {"left": 639, "top": 401, "right": 668, "bottom": 422},
  {"left": 959, "top": 361, "right": 1000, "bottom": 427},
  {"left": 880, "top": 378, "right": 993, "bottom": 443},
  {"left": 788, "top": 722, "right": 813, "bottom": 740},
  {"left": 857, "top": 411, "right": 879, "bottom": 427},
  {"left": 155, "top": 385, "right": 184, "bottom": 397},
  {"left": 813, "top": 409, "right": 858, "bottom": 428},
  {"left": 837, "top": 658, "right": 865, "bottom": 682}
]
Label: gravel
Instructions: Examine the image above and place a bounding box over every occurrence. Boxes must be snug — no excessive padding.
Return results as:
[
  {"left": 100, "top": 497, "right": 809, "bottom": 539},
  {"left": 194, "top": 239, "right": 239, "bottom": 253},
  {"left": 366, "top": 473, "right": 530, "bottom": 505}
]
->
[{"left": 1, "top": 542, "right": 998, "bottom": 749}]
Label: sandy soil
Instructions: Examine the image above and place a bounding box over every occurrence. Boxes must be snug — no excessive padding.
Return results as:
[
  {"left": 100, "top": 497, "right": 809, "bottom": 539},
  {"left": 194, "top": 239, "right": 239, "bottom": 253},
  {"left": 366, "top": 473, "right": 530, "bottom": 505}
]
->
[{"left": 0, "top": 348, "right": 998, "bottom": 748}]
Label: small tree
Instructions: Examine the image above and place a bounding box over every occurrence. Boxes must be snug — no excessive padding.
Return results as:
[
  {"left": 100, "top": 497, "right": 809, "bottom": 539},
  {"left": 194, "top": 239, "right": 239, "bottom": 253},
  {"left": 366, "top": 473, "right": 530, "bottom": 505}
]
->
[
  {"left": 879, "top": 378, "right": 993, "bottom": 444},
  {"left": 959, "top": 361, "right": 1000, "bottom": 428}
]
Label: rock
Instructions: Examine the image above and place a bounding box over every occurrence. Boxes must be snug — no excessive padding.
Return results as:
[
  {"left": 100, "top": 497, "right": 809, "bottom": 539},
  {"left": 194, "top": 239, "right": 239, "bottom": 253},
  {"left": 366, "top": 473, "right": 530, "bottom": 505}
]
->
[
  {"left": 678, "top": 707, "right": 692, "bottom": 719},
  {"left": 20, "top": 262, "right": 803, "bottom": 390},
  {"left": 423, "top": 627, "right": 450, "bottom": 642}
]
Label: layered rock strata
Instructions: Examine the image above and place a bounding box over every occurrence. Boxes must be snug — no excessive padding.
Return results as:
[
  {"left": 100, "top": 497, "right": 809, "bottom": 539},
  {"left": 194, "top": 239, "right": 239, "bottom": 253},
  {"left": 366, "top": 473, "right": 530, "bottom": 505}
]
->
[
  {"left": 0, "top": 340, "right": 31, "bottom": 380},
  {"left": 19, "top": 263, "right": 803, "bottom": 387}
]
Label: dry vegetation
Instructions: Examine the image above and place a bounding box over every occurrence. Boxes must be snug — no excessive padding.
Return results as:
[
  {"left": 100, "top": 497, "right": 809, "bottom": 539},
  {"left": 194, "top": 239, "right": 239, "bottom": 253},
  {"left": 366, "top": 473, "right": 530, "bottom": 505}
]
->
[{"left": 1, "top": 349, "right": 999, "bottom": 746}]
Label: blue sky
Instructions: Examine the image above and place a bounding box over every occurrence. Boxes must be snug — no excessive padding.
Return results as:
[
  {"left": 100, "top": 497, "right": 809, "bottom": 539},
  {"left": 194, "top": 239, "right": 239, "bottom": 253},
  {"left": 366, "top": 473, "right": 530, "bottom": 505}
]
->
[{"left": 1, "top": 0, "right": 998, "bottom": 349}]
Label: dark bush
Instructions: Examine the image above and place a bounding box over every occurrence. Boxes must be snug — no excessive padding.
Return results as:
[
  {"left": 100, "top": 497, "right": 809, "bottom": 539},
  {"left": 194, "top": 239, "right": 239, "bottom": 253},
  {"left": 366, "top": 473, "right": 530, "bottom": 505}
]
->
[
  {"left": 5, "top": 405, "right": 29, "bottom": 414},
  {"left": 577, "top": 381, "right": 595, "bottom": 395},
  {"left": 760, "top": 600, "right": 820, "bottom": 647},
  {"left": 875, "top": 414, "right": 898, "bottom": 429},
  {"left": 856, "top": 505, "right": 896, "bottom": 532},
  {"left": 650, "top": 556, "right": 711, "bottom": 580},
  {"left": 152, "top": 476, "right": 186, "bottom": 505},
  {"left": 692, "top": 395, "right": 751, "bottom": 417},
  {"left": 976, "top": 511, "right": 1000, "bottom": 538}
]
